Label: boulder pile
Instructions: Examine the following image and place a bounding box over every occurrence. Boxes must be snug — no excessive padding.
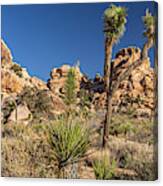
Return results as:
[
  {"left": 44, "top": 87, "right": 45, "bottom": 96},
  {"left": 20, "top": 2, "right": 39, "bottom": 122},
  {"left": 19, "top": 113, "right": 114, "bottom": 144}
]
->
[{"left": 1, "top": 39, "right": 156, "bottom": 120}]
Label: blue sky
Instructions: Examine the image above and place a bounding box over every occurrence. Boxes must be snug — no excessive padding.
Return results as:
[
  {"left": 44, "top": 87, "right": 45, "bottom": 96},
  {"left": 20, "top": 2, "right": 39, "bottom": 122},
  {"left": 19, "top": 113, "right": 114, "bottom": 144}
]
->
[{"left": 1, "top": 2, "right": 157, "bottom": 81}]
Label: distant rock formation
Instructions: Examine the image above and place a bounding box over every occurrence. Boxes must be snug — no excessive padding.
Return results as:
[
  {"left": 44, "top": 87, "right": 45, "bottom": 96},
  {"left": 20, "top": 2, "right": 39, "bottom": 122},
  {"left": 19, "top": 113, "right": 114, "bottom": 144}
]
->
[
  {"left": 1, "top": 39, "right": 66, "bottom": 123},
  {"left": 89, "top": 47, "right": 155, "bottom": 117},
  {"left": 1, "top": 39, "right": 156, "bottom": 120}
]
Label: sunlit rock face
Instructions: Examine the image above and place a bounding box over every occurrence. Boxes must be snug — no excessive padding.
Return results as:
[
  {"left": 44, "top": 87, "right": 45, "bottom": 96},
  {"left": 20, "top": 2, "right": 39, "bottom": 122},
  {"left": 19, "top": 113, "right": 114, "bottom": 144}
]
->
[
  {"left": 88, "top": 47, "right": 155, "bottom": 117},
  {"left": 1, "top": 39, "right": 66, "bottom": 124},
  {"left": 1, "top": 39, "right": 32, "bottom": 94},
  {"left": 47, "top": 64, "right": 83, "bottom": 95},
  {"left": 1, "top": 39, "right": 13, "bottom": 69},
  {"left": 1, "top": 39, "right": 156, "bottom": 118}
]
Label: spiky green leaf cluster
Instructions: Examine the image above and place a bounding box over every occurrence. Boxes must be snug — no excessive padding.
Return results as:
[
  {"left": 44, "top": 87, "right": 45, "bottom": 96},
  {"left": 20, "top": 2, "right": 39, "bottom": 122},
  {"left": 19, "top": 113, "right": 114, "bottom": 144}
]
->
[
  {"left": 143, "top": 9, "right": 155, "bottom": 38},
  {"left": 104, "top": 4, "right": 127, "bottom": 43},
  {"left": 93, "top": 155, "right": 116, "bottom": 180},
  {"left": 64, "top": 68, "right": 77, "bottom": 106},
  {"left": 49, "top": 118, "right": 90, "bottom": 169}
]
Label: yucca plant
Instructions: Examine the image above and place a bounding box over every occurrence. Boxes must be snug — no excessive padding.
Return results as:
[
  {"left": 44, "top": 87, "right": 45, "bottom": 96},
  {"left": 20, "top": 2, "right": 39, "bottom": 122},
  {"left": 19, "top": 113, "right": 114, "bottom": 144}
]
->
[
  {"left": 64, "top": 68, "right": 77, "bottom": 106},
  {"left": 93, "top": 155, "right": 116, "bottom": 180},
  {"left": 142, "top": 9, "right": 155, "bottom": 59},
  {"left": 103, "top": 4, "right": 127, "bottom": 148},
  {"left": 49, "top": 117, "right": 90, "bottom": 178}
]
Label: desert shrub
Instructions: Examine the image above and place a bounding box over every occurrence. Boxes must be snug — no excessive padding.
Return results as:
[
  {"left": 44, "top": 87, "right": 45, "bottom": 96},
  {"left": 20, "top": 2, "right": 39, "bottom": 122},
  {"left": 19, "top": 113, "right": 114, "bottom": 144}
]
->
[
  {"left": 64, "top": 68, "right": 77, "bottom": 106},
  {"left": 1, "top": 97, "right": 17, "bottom": 124},
  {"left": 17, "top": 87, "right": 55, "bottom": 121},
  {"left": 49, "top": 117, "right": 91, "bottom": 178},
  {"left": 93, "top": 155, "right": 116, "bottom": 180},
  {"left": 110, "top": 120, "right": 135, "bottom": 136},
  {"left": 110, "top": 114, "right": 154, "bottom": 144},
  {"left": 77, "top": 89, "right": 92, "bottom": 118},
  {"left": 79, "top": 89, "right": 91, "bottom": 108},
  {"left": 108, "top": 136, "right": 157, "bottom": 180},
  {"left": 11, "top": 63, "right": 23, "bottom": 78}
]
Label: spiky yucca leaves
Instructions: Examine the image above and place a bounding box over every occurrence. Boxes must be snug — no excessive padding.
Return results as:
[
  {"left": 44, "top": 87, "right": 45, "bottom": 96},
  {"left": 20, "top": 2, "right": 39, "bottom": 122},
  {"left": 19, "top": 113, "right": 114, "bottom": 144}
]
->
[
  {"left": 93, "top": 154, "right": 116, "bottom": 180},
  {"left": 64, "top": 68, "right": 77, "bottom": 106},
  {"left": 142, "top": 9, "right": 155, "bottom": 59},
  {"left": 104, "top": 4, "right": 127, "bottom": 43},
  {"left": 49, "top": 118, "right": 90, "bottom": 178}
]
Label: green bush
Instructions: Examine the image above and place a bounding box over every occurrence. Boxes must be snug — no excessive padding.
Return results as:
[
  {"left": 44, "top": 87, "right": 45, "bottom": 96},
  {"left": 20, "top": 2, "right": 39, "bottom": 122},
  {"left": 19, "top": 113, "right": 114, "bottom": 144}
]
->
[
  {"left": 93, "top": 155, "right": 116, "bottom": 180},
  {"left": 49, "top": 117, "right": 90, "bottom": 178},
  {"left": 11, "top": 63, "right": 23, "bottom": 78},
  {"left": 110, "top": 120, "right": 135, "bottom": 136}
]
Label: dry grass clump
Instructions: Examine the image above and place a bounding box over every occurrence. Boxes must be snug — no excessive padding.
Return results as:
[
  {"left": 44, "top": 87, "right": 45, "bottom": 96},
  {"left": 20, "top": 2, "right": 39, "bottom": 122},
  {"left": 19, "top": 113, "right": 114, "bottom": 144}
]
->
[
  {"left": 92, "top": 153, "right": 116, "bottom": 180},
  {"left": 108, "top": 136, "right": 157, "bottom": 180},
  {"left": 1, "top": 112, "right": 157, "bottom": 180},
  {"left": 1, "top": 123, "right": 57, "bottom": 177}
]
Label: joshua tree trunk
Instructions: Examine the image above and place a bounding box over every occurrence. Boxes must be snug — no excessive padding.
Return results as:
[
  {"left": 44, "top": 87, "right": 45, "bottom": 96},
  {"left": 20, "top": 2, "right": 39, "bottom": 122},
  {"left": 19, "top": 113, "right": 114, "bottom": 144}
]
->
[
  {"left": 141, "top": 37, "right": 153, "bottom": 59},
  {"left": 102, "top": 38, "right": 113, "bottom": 148}
]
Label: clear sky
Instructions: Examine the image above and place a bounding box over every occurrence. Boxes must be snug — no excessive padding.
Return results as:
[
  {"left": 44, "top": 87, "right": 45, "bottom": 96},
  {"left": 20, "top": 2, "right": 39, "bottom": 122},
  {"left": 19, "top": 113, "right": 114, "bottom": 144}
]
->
[{"left": 1, "top": 1, "right": 157, "bottom": 81}]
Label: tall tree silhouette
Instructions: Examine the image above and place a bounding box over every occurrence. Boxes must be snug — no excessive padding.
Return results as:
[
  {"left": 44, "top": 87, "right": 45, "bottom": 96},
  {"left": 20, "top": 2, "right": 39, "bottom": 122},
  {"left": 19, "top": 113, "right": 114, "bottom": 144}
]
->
[{"left": 102, "top": 4, "right": 127, "bottom": 148}]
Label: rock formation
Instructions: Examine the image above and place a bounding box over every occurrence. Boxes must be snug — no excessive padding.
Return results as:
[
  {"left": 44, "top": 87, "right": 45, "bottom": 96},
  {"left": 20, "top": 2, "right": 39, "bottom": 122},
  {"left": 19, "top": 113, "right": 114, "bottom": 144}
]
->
[
  {"left": 48, "top": 64, "right": 82, "bottom": 95},
  {"left": 1, "top": 39, "right": 66, "bottom": 123},
  {"left": 1, "top": 39, "right": 156, "bottom": 121},
  {"left": 90, "top": 47, "right": 155, "bottom": 117},
  {"left": 8, "top": 103, "right": 32, "bottom": 124}
]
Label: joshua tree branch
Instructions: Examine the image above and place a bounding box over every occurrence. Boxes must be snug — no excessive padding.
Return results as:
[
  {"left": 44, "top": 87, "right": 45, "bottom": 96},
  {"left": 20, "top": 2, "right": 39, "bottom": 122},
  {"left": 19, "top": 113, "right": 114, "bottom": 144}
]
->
[{"left": 141, "top": 37, "right": 154, "bottom": 59}]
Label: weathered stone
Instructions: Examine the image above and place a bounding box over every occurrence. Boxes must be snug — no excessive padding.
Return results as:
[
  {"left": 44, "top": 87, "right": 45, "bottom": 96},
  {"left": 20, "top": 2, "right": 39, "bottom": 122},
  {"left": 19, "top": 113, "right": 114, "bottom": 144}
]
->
[
  {"left": 30, "top": 77, "right": 48, "bottom": 90},
  {"left": 48, "top": 65, "right": 83, "bottom": 95},
  {"left": 8, "top": 103, "right": 32, "bottom": 123},
  {"left": 1, "top": 39, "right": 13, "bottom": 69},
  {"left": 86, "top": 47, "right": 155, "bottom": 117},
  {"left": 1, "top": 70, "right": 24, "bottom": 94}
]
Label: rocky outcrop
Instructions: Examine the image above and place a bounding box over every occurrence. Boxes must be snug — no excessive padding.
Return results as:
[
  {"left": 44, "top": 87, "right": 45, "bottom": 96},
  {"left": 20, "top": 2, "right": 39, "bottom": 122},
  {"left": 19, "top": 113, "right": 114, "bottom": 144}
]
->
[
  {"left": 48, "top": 64, "right": 82, "bottom": 95},
  {"left": 8, "top": 103, "right": 32, "bottom": 124},
  {"left": 1, "top": 40, "right": 13, "bottom": 69},
  {"left": 30, "top": 77, "right": 48, "bottom": 90},
  {"left": 90, "top": 47, "right": 155, "bottom": 117},
  {"left": 1, "top": 39, "right": 48, "bottom": 95},
  {"left": 1, "top": 39, "right": 66, "bottom": 123},
  {"left": 1, "top": 39, "right": 155, "bottom": 120}
]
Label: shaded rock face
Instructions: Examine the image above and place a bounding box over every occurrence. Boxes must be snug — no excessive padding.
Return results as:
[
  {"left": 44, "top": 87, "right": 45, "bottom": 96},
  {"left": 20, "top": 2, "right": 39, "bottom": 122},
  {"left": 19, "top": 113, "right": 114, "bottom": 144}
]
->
[
  {"left": 89, "top": 47, "right": 155, "bottom": 117},
  {"left": 48, "top": 64, "right": 82, "bottom": 95},
  {"left": 8, "top": 103, "right": 32, "bottom": 124}
]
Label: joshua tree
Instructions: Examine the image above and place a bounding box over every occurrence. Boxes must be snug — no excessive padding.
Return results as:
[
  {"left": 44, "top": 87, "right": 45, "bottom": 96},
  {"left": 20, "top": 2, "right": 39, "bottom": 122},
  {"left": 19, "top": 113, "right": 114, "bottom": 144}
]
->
[
  {"left": 102, "top": 8, "right": 157, "bottom": 148},
  {"left": 142, "top": 9, "right": 156, "bottom": 59},
  {"left": 142, "top": 9, "right": 157, "bottom": 124},
  {"left": 111, "top": 9, "right": 156, "bottom": 94},
  {"left": 102, "top": 4, "right": 127, "bottom": 148}
]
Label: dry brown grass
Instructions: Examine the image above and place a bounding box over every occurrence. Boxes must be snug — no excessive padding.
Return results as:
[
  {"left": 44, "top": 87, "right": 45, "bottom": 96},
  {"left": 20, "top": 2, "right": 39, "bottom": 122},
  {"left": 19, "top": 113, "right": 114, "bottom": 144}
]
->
[
  {"left": 1, "top": 123, "right": 57, "bottom": 177},
  {"left": 1, "top": 113, "right": 157, "bottom": 180}
]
